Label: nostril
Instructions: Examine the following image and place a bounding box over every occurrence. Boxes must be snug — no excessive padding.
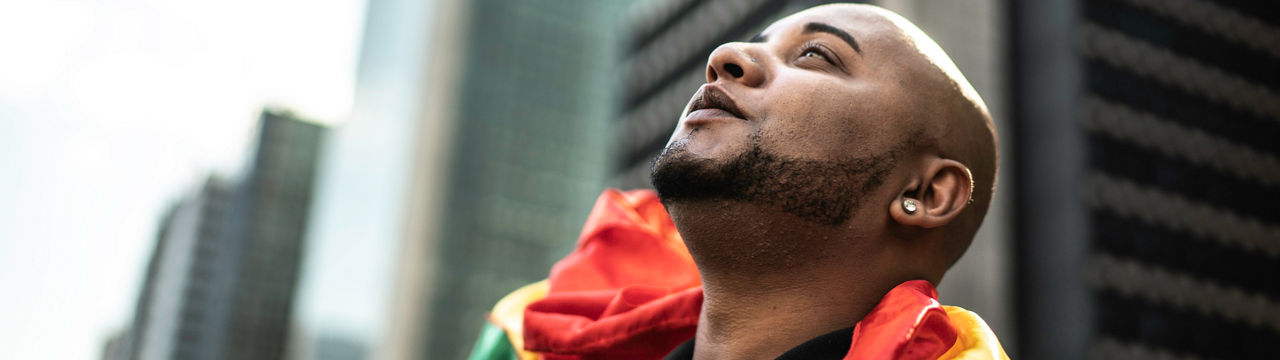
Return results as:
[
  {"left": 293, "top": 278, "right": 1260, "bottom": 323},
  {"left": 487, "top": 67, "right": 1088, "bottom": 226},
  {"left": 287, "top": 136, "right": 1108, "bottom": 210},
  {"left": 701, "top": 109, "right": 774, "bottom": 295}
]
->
[{"left": 724, "top": 63, "right": 744, "bottom": 78}]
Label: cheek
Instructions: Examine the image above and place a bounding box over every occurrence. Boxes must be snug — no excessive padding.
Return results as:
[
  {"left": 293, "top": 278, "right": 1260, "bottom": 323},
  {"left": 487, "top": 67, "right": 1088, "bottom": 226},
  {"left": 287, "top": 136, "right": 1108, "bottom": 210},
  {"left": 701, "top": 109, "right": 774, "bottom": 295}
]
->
[{"left": 758, "top": 82, "right": 887, "bottom": 159}]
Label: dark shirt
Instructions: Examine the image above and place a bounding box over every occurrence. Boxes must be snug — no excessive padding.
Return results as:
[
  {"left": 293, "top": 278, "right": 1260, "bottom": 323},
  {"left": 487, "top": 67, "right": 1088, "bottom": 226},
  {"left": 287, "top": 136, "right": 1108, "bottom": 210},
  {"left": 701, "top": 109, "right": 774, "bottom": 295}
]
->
[{"left": 663, "top": 326, "right": 856, "bottom": 360}]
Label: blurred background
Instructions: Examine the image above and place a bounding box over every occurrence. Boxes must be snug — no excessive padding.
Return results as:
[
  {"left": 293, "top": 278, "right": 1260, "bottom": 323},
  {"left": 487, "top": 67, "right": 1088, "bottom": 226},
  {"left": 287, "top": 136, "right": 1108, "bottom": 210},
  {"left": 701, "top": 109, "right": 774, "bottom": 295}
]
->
[{"left": 0, "top": 0, "right": 1276, "bottom": 359}]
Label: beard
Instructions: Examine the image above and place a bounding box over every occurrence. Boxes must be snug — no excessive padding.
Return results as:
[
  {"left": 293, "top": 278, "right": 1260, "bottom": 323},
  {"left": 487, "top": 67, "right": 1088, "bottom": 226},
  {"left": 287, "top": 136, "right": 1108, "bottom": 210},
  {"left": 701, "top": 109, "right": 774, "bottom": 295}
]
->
[{"left": 650, "top": 131, "right": 898, "bottom": 226}]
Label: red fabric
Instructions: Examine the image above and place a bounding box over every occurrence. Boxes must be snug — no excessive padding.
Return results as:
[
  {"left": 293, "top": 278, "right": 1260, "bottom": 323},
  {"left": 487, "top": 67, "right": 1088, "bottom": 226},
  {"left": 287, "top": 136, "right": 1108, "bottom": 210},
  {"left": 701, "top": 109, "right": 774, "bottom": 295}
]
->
[
  {"left": 845, "top": 280, "right": 958, "bottom": 360},
  {"left": 522, "top": 189, "right": 957, "bottom": 360},
  {"left": 523, "top": 189, "right": 702, "bottom": 359},
  {"left": 545, "top": 189, "right": 698, "bottom": 293}
]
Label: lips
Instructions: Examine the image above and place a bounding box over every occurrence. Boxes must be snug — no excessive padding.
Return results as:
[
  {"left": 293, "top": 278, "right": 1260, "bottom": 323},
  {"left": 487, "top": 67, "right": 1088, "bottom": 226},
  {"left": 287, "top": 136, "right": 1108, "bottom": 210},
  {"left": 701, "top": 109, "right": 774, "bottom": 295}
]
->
[{"left": 687, "top": 86, "right": 749, "bottom": 121}]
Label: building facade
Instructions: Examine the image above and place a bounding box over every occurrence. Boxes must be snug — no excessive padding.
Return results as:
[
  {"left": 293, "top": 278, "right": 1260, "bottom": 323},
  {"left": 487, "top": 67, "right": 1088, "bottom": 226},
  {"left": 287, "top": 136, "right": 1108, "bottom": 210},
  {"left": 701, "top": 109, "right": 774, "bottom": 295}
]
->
[
  {"left": 133, "top": 176, "right": 233, "bottom": 360},
  {"left": 422, "top": 0, "right": 627, "bottom": 357},
  {"left": 221, "top": 111, "right": 326, "bottom": 360},
  {"left": 123, "top": 110, "right": 325, "bottom": 360},
  {"left": 1014, "top": 0, "right": 1280, "bottom": 358},
  {"left": 336, "top": 0, "right": 629, "bottom": 358}
]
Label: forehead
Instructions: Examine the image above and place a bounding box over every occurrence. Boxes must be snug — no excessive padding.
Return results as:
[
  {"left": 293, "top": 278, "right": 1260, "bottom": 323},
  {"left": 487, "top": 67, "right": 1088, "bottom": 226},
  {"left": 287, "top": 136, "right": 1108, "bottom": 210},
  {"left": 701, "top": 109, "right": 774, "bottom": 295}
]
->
[{"left": 758, "top": 5, "right": 899, "bottom": 45}]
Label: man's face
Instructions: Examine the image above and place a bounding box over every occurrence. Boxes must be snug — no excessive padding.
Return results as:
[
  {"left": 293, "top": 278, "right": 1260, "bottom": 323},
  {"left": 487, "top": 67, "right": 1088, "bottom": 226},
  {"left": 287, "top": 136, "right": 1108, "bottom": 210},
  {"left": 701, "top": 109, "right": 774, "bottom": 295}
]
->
[{"left": 651, "top": 6, "right": 918, "bottom": 225}]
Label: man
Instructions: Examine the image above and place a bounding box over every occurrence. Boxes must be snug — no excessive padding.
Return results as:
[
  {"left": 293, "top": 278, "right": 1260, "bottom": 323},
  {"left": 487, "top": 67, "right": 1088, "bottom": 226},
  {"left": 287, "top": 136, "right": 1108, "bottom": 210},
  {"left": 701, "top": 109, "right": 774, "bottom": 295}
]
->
[{"left": 470, "top": 3, "right": 1005, "bottom": 359}]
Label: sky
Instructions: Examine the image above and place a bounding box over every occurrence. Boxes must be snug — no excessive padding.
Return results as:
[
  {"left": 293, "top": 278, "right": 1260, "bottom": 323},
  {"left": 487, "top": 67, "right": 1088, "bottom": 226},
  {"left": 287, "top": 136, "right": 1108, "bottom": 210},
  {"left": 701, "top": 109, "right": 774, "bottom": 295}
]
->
[{"left": 0, "top": 0, "right": 367, "bottom": 358}]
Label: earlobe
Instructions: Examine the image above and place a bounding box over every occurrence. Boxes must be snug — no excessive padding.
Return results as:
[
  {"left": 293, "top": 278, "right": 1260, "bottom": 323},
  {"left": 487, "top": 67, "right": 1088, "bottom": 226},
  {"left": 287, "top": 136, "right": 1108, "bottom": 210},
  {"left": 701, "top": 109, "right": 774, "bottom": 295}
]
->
[{"left": 889, "top": 178, "right": 927, "bottom": 227}]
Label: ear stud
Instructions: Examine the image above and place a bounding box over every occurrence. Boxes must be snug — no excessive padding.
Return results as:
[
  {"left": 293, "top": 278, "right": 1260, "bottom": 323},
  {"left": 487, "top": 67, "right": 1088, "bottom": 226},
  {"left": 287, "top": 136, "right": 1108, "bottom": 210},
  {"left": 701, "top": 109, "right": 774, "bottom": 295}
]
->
[{"left": 902, "top": 199, "right": 918, "bottom": 214}]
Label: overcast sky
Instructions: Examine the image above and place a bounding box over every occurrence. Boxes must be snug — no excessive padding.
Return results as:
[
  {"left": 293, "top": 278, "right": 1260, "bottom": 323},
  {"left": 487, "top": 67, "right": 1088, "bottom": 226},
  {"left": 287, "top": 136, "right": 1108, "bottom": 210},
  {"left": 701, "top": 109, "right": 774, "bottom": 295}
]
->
[{"left": 0, "top": 0, "right": 366, "bottom": 358}]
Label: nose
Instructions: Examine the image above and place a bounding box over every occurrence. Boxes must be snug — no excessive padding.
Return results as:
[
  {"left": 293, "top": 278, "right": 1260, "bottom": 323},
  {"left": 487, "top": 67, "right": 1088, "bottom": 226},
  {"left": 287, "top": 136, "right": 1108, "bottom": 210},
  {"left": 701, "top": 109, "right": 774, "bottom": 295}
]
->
[{"left": 706, "top": 43, "right": 765, "bottom": 87}]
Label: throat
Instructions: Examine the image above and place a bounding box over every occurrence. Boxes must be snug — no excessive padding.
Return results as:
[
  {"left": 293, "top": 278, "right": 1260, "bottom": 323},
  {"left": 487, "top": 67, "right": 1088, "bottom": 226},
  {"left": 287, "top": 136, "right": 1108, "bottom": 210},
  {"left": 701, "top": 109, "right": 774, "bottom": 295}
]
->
[
  {"left": 690, "top": 276, "right": 883, "bottom": 360},
  {"left": 664, "top": 200, "right": 901, "bottom": 359},
  {"left": 665, "top": 199, "right": 864, "bottom": 276}
]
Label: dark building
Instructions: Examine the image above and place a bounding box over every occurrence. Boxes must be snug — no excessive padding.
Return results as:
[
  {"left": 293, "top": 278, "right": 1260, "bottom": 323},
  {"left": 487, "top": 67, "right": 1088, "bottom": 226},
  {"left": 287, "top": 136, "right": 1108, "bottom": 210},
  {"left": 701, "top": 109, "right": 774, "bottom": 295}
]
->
[
  {"left": 1014, "top": 0, "right": 1280, "bottom": 358},
  {"left": 123, "top": 110, "right": 325, "bottom": 360},
  {"left": 220, "top": 110, "right": 325, "bottom": 360},
  {"left": 415, "top": 1, "right": 628, "bottom": 358}
]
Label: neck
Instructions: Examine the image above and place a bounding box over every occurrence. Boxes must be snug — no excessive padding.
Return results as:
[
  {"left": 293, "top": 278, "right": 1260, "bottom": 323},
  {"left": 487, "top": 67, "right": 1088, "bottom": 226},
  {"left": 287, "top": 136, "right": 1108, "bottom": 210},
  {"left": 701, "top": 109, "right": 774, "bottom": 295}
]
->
[
  {"left": 695, "top": 267, "right": 896, "bottom": 360},
  {"left": 666, "top": 199, "right": 906, "bottom": 360}
]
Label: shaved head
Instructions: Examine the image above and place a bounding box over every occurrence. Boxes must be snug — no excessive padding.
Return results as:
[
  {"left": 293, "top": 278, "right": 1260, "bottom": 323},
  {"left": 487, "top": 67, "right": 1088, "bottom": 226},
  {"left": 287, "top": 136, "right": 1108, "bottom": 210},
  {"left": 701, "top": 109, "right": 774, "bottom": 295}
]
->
[
  {"left": 644, "top": 4, "right": 1000, "bottom": 358},
  {"left": 653, "top": 3, "right": 997, "bottom": 280},
  {"left": 841, "top": 4, "right": 998, "bottom": 268}
]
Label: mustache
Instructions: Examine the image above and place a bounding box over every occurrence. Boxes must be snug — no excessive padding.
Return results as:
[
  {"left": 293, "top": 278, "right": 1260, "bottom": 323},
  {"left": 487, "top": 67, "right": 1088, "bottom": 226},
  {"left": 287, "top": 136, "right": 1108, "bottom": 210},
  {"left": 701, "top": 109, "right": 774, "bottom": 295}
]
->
[{"left": 688, "top": 86, "right": 749, "bottom": 120}]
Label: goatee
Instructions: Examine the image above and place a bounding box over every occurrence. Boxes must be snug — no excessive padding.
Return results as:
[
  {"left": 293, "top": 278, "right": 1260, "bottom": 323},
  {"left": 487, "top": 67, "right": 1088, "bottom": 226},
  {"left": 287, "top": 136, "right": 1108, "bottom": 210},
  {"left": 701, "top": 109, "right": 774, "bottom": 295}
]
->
[{"left": 650, "top": 132, "right": 898, "bottom": 226}]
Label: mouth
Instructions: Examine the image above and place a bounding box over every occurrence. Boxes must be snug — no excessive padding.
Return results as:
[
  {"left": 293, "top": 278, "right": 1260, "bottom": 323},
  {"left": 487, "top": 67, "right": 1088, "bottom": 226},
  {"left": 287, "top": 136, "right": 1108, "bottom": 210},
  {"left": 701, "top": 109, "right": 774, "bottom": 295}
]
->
[{"left": 685, "top": 85, "right": 749, "bottom": 124}]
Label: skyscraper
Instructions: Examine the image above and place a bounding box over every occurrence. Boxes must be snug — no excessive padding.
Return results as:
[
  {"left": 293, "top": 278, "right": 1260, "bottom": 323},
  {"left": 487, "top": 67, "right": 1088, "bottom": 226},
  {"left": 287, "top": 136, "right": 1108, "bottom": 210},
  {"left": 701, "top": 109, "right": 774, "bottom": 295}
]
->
[
  {"left": 131, "top": 176, "right": 234, "bottom": 360},
  {"left": 1014, "top": 0, "right": 1280, "bottom": 358},
  {"left": 221, "top": 110, "right": 325, "bottom": 360},
  {"left": 124, "top": 110, "right": 325, "bottom": 360},
  {"left": 331, "top": 0, "right": 628, "bottom": 358}
]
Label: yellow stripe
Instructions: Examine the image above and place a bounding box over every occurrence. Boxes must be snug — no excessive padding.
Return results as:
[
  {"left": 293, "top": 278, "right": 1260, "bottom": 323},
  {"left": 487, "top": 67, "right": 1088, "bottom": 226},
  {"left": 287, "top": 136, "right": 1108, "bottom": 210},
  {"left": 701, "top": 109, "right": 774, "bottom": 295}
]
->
[
  {"left": 937, "top": 306, "right": 1010, "bottom": 360},
  {"left": 488, "top": 280, "right": 549, "bottom": 360}
]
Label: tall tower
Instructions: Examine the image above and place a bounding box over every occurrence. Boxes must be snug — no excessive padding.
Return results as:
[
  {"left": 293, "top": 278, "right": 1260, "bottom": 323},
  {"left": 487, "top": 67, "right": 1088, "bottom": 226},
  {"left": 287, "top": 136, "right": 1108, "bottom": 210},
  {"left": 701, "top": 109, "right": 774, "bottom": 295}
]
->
[
  {"left": 221, "top": 111, "right": 326, "bottom": 360},
  {"left": 124, "top": 110, "right": 325, "bottom": 360},
  {"left": 131, "top": 176, "right": 233, "bottom": 360},
  {"left": 1014, "top": 0, "right": 1280, "bottom": 358},
  {"left": 338, "top": 0, "right": 627, "bottom": 358}
]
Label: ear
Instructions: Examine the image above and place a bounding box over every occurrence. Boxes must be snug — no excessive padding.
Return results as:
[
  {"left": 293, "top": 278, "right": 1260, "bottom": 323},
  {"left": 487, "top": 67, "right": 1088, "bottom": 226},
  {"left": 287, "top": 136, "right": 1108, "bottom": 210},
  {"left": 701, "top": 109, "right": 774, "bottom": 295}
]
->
[{"left": 889, "top": 158, "right": 973, "bottom": 229}]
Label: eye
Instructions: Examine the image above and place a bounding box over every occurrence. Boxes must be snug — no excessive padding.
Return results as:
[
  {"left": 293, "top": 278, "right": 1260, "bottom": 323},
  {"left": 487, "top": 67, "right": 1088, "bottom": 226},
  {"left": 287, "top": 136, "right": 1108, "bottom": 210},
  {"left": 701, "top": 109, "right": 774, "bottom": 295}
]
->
[
  {"left": 797, "top": 44, "right": 834, "bottom": 64},
  {"left": 794, "top": 42, "right": 849, "bottom": 75}
]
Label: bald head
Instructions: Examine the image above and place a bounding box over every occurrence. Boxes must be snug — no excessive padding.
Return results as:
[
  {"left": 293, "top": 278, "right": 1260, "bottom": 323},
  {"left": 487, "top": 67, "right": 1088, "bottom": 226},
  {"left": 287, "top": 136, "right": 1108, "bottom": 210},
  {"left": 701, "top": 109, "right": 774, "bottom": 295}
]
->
[
  {"left": 646, "top": 6, "right": 1001, "bottom": 358},
  {"left": 653, "top": 3, "right": 997, "bottom": 277},
  {"left": 835, "top": 4, "right": 998, "bottom": 268}
]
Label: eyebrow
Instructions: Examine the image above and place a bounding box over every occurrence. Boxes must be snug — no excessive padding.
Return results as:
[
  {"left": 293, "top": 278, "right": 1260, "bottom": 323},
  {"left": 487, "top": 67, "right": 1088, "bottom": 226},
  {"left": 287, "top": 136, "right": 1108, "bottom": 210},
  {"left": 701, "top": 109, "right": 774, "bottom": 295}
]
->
[{"left": 802, "top": 22, "right": 862, "bottom": 54}]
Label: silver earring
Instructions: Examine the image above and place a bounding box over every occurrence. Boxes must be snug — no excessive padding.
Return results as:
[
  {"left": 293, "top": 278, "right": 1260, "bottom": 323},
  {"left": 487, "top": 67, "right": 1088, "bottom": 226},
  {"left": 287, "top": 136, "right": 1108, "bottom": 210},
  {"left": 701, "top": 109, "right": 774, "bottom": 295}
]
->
[{"left": 902, "top": 199, "right": 918, "bottom": 214}]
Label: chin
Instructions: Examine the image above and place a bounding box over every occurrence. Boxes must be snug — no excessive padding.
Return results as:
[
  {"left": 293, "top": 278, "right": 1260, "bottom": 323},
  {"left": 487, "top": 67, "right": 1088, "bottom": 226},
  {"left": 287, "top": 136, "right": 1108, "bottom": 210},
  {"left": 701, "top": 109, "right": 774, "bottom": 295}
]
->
[
  {"left": 674, "top": 125, "right": 755, "bottom": 160},
  {"left": 652, "top": 139, "right": 722, "bottom": 203}
]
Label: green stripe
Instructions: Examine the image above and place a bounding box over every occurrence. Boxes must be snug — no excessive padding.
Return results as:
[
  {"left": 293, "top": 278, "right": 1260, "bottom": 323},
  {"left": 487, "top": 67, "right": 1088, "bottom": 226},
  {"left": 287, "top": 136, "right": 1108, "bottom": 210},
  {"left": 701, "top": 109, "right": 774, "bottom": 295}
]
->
[{"left": 467, "top": 322, "right": 518, "bottom": 360}]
